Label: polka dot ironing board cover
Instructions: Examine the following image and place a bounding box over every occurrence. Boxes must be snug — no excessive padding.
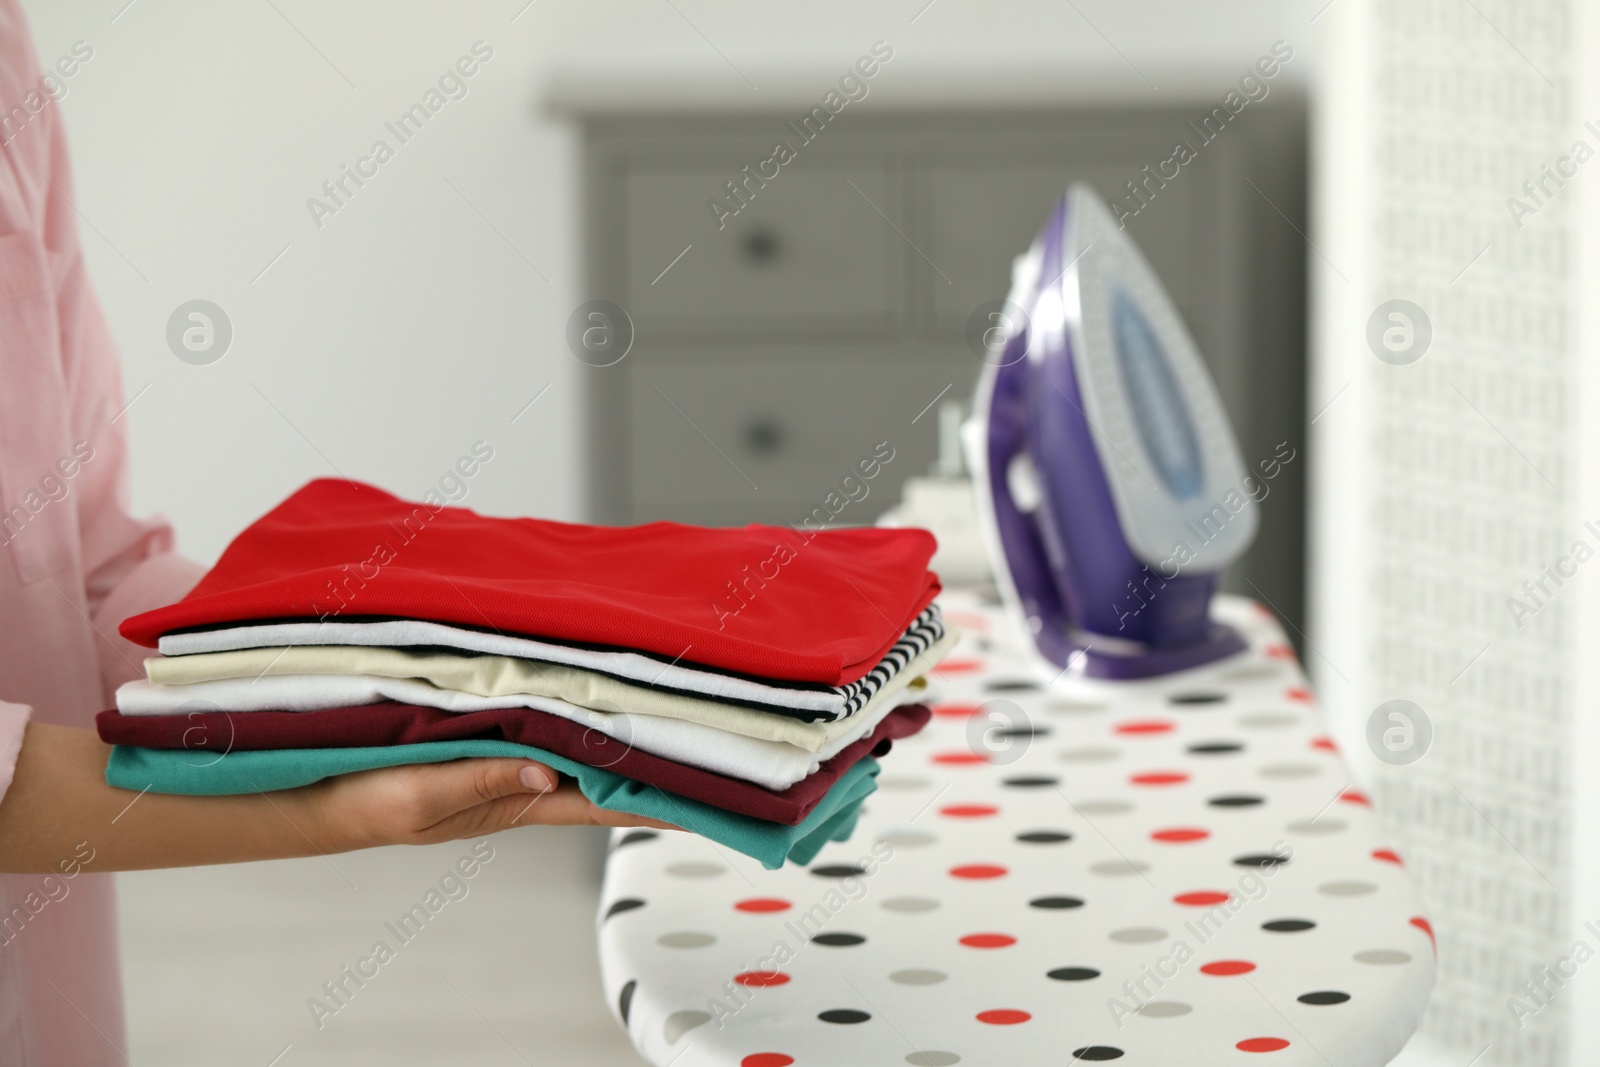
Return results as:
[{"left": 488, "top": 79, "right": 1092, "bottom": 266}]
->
[{"left": 598, "top": 592, "right": 1435, "bottom": 1066}]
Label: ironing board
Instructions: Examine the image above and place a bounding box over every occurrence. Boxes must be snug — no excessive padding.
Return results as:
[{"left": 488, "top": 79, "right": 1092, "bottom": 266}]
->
[{"left": 597, "top": 590, "right": 1435, "bottom": 1065}]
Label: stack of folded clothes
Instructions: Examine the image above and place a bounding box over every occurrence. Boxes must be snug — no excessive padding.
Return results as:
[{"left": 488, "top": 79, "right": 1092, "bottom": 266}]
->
[{"left": 101, "top": 479, "right": 952, "bottom": 869}]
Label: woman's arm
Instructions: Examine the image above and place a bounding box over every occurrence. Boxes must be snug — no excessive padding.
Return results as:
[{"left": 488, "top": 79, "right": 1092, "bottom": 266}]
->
[{"left": 0, "top": 722, "right": 671, "bottom": 874}]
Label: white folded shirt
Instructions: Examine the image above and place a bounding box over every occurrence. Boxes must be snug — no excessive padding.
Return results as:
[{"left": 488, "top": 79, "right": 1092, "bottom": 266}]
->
[{"left": 152, "top": 606, "right": 947, "bottom": 723}]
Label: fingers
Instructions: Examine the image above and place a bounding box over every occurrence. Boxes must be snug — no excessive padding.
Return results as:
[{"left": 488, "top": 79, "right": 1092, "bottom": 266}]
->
[
  {"left": 588, "top": 808, "right": 680, "bottom": 831},
  {"left": 497, "top": 785, "right": 680, "bottom": 832},
  {"left": 320, "top": 758, "right": 681, "bottom": 847},
  {"left": 392, "top": 758, "right": 556, "bottom": 832},
  {"left": 416, "top": 783, "right": 682, "bottom": 842}
]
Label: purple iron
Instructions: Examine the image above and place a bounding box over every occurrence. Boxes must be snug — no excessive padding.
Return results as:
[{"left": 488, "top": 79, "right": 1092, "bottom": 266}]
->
[{"left": 964, "top": 184, "right": 1255, "bottom": 679}]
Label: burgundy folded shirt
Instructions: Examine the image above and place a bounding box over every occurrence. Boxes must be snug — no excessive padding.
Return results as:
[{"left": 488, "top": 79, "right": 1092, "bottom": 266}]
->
[
  {"left": 119, "top": 479, "right": 940, "bottom": 686},
  {"left": 96, "top": 702, "right": 932, "bottom": 826}
]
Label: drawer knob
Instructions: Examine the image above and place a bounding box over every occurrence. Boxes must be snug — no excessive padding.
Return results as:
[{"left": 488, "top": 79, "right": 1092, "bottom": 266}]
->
[
  {"left": 742, "top": 417, "right": 785, "bottom": 456},
  {"left": 741, "top": 228, "right": 781, "bottom": 265}
]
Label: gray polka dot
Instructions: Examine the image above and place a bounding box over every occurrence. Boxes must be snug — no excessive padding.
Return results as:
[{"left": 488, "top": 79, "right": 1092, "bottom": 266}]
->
[
  {"left": 1074, "top": 799, "right": 1134, "bottom": 816},
  {"left": 890, "top": 968, "right": 948, "bottom": 985},
  {"left": 663, "top": 1010, "right": 710, "bottom": 1043},
  {"left": 1138, "top": 1000, "right": 1193, "bottom": 1018},
  {"left": 879, "top": 776, "right": 934, "bottom": 791},
  {"left": 1221, "top": 663, "right": 1282, "bottom": 682},
  {"left": 665, "top": 862, "right": 724, "bottom": 879},
  {"left": 877, "top": 828, "right": 937, "bottom": 848},
  {"left": 1059, "top": 746, "right": 1120, "bottom": 763},
  {"left": 1260, "top": 763, "right": 1321, "bottom": 779},
  {"left": 1048, "top": 700, "right": 1109, "bottom": 715},
  {"left": 1238, "top": 711, "right": 1299, "bottom": 728},
  {"left": 658, "top": 931, "right": 716, "bottom": 948},
  {"left": 1287, "top": 818, "right": 1347, "bottom": 835},
  {"left": 1355, "top": 949, "right": 1412, "bottom": 965},
  {"left": 882, "top": 896, "right": 940, "bottom": 913},
  {"left": 1110, "top": 926, "right": 1168, "bottom": 943},
  {"left": 906, "top": 1053, "right": 961, "bottom": 1066},
  {"left": 1320, "top": 880, "right": 1378, "bottom": 897},
  {"left": 1091, "top": 859, "right": 1150, "bottom": 877}
]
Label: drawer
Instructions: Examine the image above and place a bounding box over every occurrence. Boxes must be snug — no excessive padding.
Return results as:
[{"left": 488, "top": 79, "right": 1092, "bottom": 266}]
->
[
  {"left": 621, "top": 165, "right": 899, "bottom": 333},
  {"left": 624, "top": 348, "right": 972, "bottom": 525},
  {"left": 923, "top": 164, "right": 1202, "bottom": 330}
]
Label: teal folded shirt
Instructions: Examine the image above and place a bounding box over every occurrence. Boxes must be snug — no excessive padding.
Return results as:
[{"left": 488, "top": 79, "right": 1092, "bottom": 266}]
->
[{"left": 105, "top": 742, "right": 877, "bottom": 870}]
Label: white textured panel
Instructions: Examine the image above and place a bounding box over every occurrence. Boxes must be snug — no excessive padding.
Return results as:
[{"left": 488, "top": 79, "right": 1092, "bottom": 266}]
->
[{"left": 1316, "top": 1, "right": 1579, "bottom": 1063}]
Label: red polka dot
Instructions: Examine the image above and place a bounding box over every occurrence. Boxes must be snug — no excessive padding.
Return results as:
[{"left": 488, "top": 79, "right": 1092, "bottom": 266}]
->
[
  {"left": 1339, "top": 789, "right": 1372, "bottom": 806},
  {"left": 959, "top": 933, "right": 1016, "bottom": 948},
  {"left": 932, "top": 751, "right": 990, "bottom": 766},
  {"left": 1131, "top": 771, "right": 1190, "bottom": 786},
  {"left": 1411, "top": 916, "right": 1436, "bottom": 954},
  {"left": 932, "top": 658, "right": 984, "bottom": 674},
  {"left": 1115, "top": 720, "right": 1176, "bottom": 735},
  {"left": 1310, "top": 737, "right": 1337, "bottom": 752},
  {"left": 1200, "top": 960, "right": 1257, "bottom": 976},
  {"left": 976, "top": 1009, "right": 1031, "bottom": 1025},
  {"left": 950, "top": 864, "right": 1008, "bottom": 879},
  {"left": 1174, "top": 891, "right": 1231, "bottom": 907},
  {"left": 932, "top": 703, "right": 982, "bottom": 718},
  {"left": 741, "top": 1056, "right": 795, "bottom": 1067},
  {"left": 1152, "top": 827, "right": 1210, "bottom": 843},
  {"left": 1286, "top": 687, "right": 1312, "bottom": 702},
  {"left": 1237, "top": 1037, "right": 1290, "bottom": 1053},
  {"left": 940, "top": 804, "right": 1000, "bottom": 818},
  {"left": 1372, "top": 848, "right": 1404, "bottom": 866},
  {"left": 733, "top": 971, "right": 790, "bottom": 987},
  {"left": 1265, "top": 643, "right": 1295, "bottom": 659},
  {"left": 734, "top": 898, "right": 792, "bottom": 913}
]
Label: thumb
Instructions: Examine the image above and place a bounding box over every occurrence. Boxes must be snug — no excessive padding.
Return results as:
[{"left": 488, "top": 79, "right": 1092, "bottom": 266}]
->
[{"left": 407, "top": 758, "right": 557, "bottom": 828}]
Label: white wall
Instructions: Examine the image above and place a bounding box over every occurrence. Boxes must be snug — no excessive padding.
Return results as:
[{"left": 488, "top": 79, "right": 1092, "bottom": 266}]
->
[{"left": 21, "top": 0, "right": 1307, "bottom": 564}]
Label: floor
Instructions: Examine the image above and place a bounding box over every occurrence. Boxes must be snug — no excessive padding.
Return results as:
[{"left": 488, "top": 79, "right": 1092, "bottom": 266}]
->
[{"left": 117, "top": 826, "right": 648, "bottom": 1067}]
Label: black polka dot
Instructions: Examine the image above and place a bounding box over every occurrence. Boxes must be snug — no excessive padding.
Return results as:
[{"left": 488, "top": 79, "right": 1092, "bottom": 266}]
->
[
  {"left": 811, "top": 865, "right": 868, "bottom": 878},
  {"left": 1071, "top": 1047, "right": 1125, "bottom": 1061},
  {"left": 1169, "top": 691, "right": 1226, "bottom": 705},
  {"left": 604, "top": 898, "right": 646, "bottom": 921},
  {"left": 818, "top": 1009, "right": 871, "bottom": 1024},
  {"left": 985, "top": 678, "right": 1040, "bottom": 692},
  {"left": 992, "top": 725, "right": 1051, "bottom": 739},
  {"left": 613, "top": 830, "right": 659, "bottom": 849},
  {"left": 1187, "top": 741, "right": 1245, "bottom": 755},
  {"left": 618, "top": 979, "right": 637, "bottom": 1024},
  {"left": 1299, "top": 991, "right": 1351, "bottom": 1005},
  {"left": 1263, "top": 919, "right": 1316, "bottom": 932},
  {"left": 1233, "top": 853, "right": 1288, "bottom": 869},
  {"left": 1016, "top": 830, "right": 1073, "bottom": 844},
  {"left": 1029, "top": 895, "right": 1085, "bottom": 909},
  {"left": 811, "top": 932, "right": 866, "bottom": 947},
  {"left": 1209, "top": 794, "right": 1265, "bottom": 808},
  {"left": 1048, "top": 967, "right": 1101, "bottom": 981},
  {"left": 1002, "top": 774, "right": 1061, "bottom": 788}
]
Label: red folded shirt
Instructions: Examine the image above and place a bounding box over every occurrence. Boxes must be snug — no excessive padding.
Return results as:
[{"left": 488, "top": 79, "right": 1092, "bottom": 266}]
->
[
  {"left": 119, "top": 479, "right": 939, "bottom": 686},
  {"left": 95, "top": 702, "right": 931, "bottom": 826}
]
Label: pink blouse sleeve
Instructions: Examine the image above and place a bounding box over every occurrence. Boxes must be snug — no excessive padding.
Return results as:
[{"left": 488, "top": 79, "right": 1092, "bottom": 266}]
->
[
  {"left": 0, "top": 701, "right": 27, "bottom": 798},
  {"left": 38, "top": 69, "right": 203, "bottom": 703}
]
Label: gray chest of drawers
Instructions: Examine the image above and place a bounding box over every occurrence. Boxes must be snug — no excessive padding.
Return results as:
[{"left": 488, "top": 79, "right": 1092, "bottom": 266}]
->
[{"left": 566, "top": 100, "right": 1308, "bottom": 631}]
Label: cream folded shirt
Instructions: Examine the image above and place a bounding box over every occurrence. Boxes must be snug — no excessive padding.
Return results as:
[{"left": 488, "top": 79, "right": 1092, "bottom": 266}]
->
[
  {"left": 140, "top": 629, "right": 956, "bottom": 753},
  {"left": 151, "top": 606, "right": 948, "bottom": 721}
]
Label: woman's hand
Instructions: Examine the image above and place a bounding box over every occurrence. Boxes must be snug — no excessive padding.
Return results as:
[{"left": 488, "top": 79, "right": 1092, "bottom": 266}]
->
[
  {"left": 301, "top": 758, "right": 677, "bottom": 851},
  {"left": 0, "top": 723, "right": 675, "bottom": 874}
]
